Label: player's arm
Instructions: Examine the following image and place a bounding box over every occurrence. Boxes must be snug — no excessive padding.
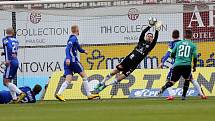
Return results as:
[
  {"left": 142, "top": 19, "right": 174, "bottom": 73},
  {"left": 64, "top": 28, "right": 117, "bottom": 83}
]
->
[
  {"left": 192, "top": 45, "right": 197, "bottom": 72},
  {"left": 139, "top": 26, "right": 151, "bottom": 42},
  {"left": 65, "top": 41, "right": 73, "bottom": 59},
  {"left": 161, "top": 42, "right": 173, "bottom": 65},
  {"left": 2, "top": 38, "right": 10, "bottom": 65},
  {"left": 170, "top": 43, "right": 177, "bottom": 58},
  {"left": 76, "top": 41, "right": 86, "bottom": 54},
  {"left": 150, "top": 30, "right": 159, "bottom": 48},
  {"left": 65, "top": 41, "right": 73, "bottom": 66}
]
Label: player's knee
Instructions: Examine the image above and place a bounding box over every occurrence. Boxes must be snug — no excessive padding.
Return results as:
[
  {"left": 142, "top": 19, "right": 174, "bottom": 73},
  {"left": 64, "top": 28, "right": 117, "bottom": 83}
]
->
[
  {"left": 184, "top": 80, "right": 190, "bottom": 87},
  {"left": 3, "top": 79, "right": 10, "bottom": 86},
  {"left": 169, "top": 81, "right": 175, "bottom": 85},
  {"left": 79, "top": 72, "right": 87, "bottom": 78},
  {"left": 82, "top": 77, "right": 88, "bottom": 82},
  {"left": 116, "top": 64, "right": 123, "bottom": 71},
  {"left": 65, "top": 75, "right": 73, "bottom": 82}
]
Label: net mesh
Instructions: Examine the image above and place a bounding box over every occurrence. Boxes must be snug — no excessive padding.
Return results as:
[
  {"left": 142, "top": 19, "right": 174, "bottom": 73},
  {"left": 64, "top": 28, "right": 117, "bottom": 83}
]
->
[{"left": 0, "top": 1, "right": 214, "bottom": 100}]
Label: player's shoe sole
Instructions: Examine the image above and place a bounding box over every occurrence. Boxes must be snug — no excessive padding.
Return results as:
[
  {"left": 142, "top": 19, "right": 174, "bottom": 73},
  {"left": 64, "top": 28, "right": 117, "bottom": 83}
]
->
[
  {"left": 88, "top": 94, "right": 100, "bottom": 100},
  {"left": 166, "top": 96, "right": 174, "bottom": 101},
  {"left": 55, "top": 94, "right": 66, "bottom": 102},
  {"left": 200, "top": 95, "right": 208, "bottom": 99},
  {"left": 16, "top": 92, "right": 26, "bottom": 103}
]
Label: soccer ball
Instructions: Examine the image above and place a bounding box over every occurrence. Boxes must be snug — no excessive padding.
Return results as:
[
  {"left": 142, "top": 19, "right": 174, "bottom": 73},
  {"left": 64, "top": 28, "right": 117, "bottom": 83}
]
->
[{"left": 148, "top": 17, "right": 157, "bottom": 26}]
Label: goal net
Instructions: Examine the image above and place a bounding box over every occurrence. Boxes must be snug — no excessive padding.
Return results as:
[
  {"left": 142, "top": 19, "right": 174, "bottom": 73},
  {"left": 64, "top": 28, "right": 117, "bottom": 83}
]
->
[{"left": 0, "top": 0, "right": 214, "bottom": 100}]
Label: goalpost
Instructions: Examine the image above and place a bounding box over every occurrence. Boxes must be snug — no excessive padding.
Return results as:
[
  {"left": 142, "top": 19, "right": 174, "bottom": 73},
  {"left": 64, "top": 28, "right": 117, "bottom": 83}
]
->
[{"left": 0, "top": 0, "right": 214, "bottom": 100}]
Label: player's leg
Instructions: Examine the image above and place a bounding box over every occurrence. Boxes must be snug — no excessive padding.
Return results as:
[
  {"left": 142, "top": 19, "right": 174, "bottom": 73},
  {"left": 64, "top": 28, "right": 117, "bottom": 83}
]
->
[
  {"left": 94, "top": 66, "right": 120, "bottom": 91},
  {"left": 101, "top": 68, "right": 120, "bottom": 84},
  {"left": 181, "top": 66, "right": 192, "bottom": 100},
  {"left": 76, "top": 62, "right": 99, "bottom": 99},
  {"left": 95, "top": 58, "right": 129, "bottom": 92},
  {"left": 4, "top": 62, "right": 25, "bottom": 103},
  {"left": 55, "top": 67, "right": 73, "bottom": 101},
  {"left": 166, "top": 68, "right": 174, "bottom": 100},
  {"left": 190, "top": 75, "right": 207, "bottom": 99},
  {"left": 105, "top": 73, "right": 127, "bottom": 86},
  {"left": 97, "top": 66, "right": 134, "bottom": 93},
  {"left": 157, "top": 66, "right": 181, "bottom": 96}
]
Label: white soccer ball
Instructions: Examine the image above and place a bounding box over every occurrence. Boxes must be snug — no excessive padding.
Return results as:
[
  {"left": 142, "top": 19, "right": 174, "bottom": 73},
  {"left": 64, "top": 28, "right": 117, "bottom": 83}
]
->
[{"left": 148, "top": 17, "right": 157, "bottom": 26}]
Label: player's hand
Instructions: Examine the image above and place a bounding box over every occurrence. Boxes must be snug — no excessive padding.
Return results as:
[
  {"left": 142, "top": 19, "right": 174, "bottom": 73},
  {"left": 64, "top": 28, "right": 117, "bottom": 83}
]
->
[
  {"left": 66, "top": 59, "right": 70, "bottom": 66},
  {"left": 155, "top": 21, "right": 162, "bottom": 31},
  {"left": 158, "top": 63, "right": 163, "bottom": 69},
  {"left": 84, "top": 51, "right": 88, "bottom": 55},
  {"left": 193, "top": 67, "right": 196, "bottom": 72},
  {"left": 4, "top": 60, "right": 10, "bottom": 66}
]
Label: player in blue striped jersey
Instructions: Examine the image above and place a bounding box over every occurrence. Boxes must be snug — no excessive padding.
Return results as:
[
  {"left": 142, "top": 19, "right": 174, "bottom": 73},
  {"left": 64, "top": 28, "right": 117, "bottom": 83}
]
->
[
  {"left": 55, "top": 25, "right": 99, "bottom": 101},
  {"left": 159, "top": 30, "right": 207, "bottom": 100},
  {"left": 0, "top": 84, "right": 42, "bottom": 104},
  {"left": 1, "top": 27, "right": 26, "bottom": 103}
]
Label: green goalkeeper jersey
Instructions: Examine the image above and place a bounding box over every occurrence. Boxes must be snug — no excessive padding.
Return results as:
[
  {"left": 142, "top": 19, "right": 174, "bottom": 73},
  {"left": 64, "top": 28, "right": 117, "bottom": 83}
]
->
[{"left": 171, "top": 39, "right": 197, "bottom": 67}]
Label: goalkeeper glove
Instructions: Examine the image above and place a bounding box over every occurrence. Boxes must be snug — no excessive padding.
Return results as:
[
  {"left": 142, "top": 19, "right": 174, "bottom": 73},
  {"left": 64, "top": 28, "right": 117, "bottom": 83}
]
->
[{"left": 155, "top": 21, "right": 162, "bottom": 31}]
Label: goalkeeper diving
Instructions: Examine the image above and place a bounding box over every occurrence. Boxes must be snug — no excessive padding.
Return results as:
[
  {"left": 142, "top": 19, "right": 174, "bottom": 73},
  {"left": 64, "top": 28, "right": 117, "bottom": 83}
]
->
[{"left": 95, "top": 17, "right": 162, "bottom": 92}]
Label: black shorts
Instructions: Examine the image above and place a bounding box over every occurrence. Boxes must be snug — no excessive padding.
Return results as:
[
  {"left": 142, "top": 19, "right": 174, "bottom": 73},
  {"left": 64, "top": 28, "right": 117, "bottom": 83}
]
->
[
  {"left": 170, "top": 65, "right": 192, "bottom": 82},
  {"left": 116, "top": 55, "right": 140, "bottom": 77}
]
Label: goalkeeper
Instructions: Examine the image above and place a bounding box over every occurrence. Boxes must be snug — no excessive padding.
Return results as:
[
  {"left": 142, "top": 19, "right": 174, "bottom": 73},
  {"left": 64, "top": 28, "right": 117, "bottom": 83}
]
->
[{"left": 95, "top": 18, "right": 162, "bottom": 92}]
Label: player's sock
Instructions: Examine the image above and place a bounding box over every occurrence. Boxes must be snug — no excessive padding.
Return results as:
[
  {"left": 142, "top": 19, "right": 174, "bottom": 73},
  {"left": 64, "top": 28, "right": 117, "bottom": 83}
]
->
[
  {"left": 105, "top": 79, "right": 118, "bottom": 86},
  {"left": 101, "top": 74, "right": 113, "bottom": 84},
  {"left": 167, "top": 87, "right": 174, "bottom": 96},
  {"left": 57, "top": 81, "right": 70, "bottom": 95},
  {"left": 7, "top": 83, "right": 22, "bottom": 94},
  {"left": 191, "top": 80, "right": 203, "bottom": 96},
  {"left": 161, "top": 81, "right": 173, "bottom": 93},
  {"left": 10, "top": 91, "right": 17, "bottom": 100},
  {"left": 182, "top": 80, "right": 190, "bottom": 97},
  {"left": 83, "top": 78, "right": 91, "bottom": 96}
]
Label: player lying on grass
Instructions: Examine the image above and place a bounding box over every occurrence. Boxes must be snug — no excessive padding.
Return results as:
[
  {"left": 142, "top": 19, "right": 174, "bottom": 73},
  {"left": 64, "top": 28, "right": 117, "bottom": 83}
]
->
[
  {"left": 95, "top": 17, "right": 162, "bottom": 92},
  {"left": 159, "top": 30, "right": 207, "bottom": 100},
  {"left": 1, "top": 27, "right": 26, "bottom": 104},
  {"left": 157, "top": 30, "right": 198, "bottom": 100},
  {"left": 55, "top": 25, "right": 99, "bottom": 101},
  {"left": 0, "top": 84, "right": 42, "bottom": 104}
]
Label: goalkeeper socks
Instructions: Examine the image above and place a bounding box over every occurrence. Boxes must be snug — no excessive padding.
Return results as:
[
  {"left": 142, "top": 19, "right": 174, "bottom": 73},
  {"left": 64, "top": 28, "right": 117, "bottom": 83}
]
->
[
  {"left": 10, "top": 91, "right": 17, "bottom": 100},
  {"left": 101, "top": 74, "right": 113, "bottom": 84},
  {"left": 182, "top": 80, "right": 190, "bottom": 97},
  {"left": 7, "top": 83, "right": 22, "bottom": 94},
  {"left": 161, "top": 81, "right": 173, "bottom": 93},
  {"left": 83, "top": 78, "right": 91, "bottom": 96},
  {"left": 167, "top": 87, "right": 174, "bottom": 96},
  {"left": 191, "top": 80, "right": 203, "bottom": 96},
  {"left": 57, "top": 81, "right": 70, "bottom": 95},
  {"left": 105, "top": 79, "right": 118, "bottom": 86}
]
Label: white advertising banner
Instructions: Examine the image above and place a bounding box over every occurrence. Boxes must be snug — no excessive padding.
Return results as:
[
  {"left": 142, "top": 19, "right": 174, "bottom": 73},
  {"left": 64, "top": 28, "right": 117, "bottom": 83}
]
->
[
  {"left": 15, "top": 4, "right": 183, "bottom": 46},
  {"left": 0, "top": 47, "right": 65, "bottom": 76}
]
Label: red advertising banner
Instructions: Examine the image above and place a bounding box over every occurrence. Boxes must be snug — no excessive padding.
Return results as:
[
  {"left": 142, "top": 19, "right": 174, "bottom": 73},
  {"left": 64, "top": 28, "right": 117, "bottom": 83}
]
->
[{"left": 183, "top": 4, "right": 215, "bottom": 41}]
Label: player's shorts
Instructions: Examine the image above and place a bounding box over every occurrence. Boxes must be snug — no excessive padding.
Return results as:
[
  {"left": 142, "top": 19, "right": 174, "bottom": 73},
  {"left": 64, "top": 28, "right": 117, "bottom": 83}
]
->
[
  {"left": 3, "top": 60, "right": 19, "bottom": 79},
  {"left": 64, "top": 61, "right": 84, "bottom": 76},
  {"left": 170, "top": 65, "right": 192, "bottom": 82},
  {"left": 116, "top": 56, "right": 140, "bottom": 77},
  {"left": 167, "top": 67, "right": 193, "bottom": 81}
]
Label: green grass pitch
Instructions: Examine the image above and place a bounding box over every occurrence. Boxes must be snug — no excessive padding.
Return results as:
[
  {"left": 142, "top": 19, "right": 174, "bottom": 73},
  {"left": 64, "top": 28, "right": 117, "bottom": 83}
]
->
[{"left": 0, "top": 97, "right": 214, "bottom": 121}]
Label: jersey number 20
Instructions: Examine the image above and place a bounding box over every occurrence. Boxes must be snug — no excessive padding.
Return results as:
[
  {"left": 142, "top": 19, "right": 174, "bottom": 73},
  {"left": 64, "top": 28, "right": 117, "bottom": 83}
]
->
[{"left": 178, "top": 45, "right": 191, "bottom": 57}]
